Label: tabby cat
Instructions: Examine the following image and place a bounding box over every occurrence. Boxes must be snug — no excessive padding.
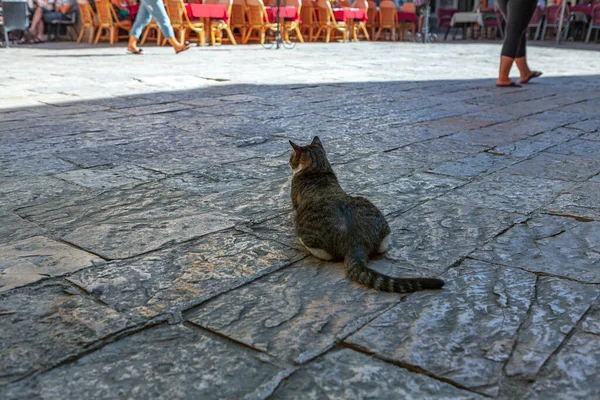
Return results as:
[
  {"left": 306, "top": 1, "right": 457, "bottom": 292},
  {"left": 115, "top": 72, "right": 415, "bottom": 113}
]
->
[{"left": 289, "top": 136, "right": 444, "bottom": 293}]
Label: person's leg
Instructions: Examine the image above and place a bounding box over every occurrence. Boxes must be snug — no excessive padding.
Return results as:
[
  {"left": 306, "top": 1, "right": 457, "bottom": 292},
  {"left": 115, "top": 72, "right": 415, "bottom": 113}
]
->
[
  {"left": 144, "top": 0, "right": 190, "bottom": 52},
  {"left": 497, "top": 0, "right": 524, "bottom": 86},
  {"left": 129, "top": 0, "right": 153, "bottom": 52},
  {"left": 29, "top": 7, "right": 44, "bottom": 40},
  {"left": 514, "top": 0, "right": 541, "bottom": 83}
]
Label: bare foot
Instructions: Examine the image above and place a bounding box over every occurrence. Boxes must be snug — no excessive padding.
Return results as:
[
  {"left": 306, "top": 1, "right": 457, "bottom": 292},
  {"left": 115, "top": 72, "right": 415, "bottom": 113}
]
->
[{"left": 174, "top": 43, "right": 191, "bottom": 54}]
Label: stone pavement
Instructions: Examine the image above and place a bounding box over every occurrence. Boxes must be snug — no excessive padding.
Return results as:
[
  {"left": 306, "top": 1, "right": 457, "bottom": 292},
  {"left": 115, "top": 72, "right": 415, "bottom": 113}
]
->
[{"left": 1, "top": 42, "right": 600, "bottom": 399}]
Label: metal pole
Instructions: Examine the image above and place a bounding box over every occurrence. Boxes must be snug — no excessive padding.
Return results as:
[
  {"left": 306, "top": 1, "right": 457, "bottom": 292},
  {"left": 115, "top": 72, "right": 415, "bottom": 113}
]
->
[{"left": 556, "top": 0, "right": 568, "bottom": 44}]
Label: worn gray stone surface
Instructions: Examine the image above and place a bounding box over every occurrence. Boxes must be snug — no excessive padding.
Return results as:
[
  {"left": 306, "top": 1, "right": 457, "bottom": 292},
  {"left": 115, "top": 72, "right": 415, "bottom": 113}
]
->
[
  {"left": 346, "top": 259, "right": 537, "bottom": 396},
  {"left": 0, "top": 236, "right": 102, "bottom": 292},
  {"left": 0, "top": 324, "right": 287, "bottom": 400},
  {"left": 0, "top": 281, "right": 133, "bottom": 385},
  {"left": 471, "top": 215, "right": 600, "bottom": 283},
  {"left": 2, "top": 42, "right": 600, "bottom": 399},
  {"left": 68, "top": 231, "right": 300, "bottom": 320},
  {"left": 187, "top": 257, "right": 400, "bottom": 364},
  {"left": 271, "top": 349, "right": 483, "bottom": 399}
]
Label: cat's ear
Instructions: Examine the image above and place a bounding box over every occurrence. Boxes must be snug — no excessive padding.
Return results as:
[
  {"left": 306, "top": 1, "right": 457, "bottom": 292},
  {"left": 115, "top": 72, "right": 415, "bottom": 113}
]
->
[
  {"left": 311, "top": 136, "right": 322, "bottom": 147},
  {"left": 289, "top": 140, "right": 302, "bottom": 153}
]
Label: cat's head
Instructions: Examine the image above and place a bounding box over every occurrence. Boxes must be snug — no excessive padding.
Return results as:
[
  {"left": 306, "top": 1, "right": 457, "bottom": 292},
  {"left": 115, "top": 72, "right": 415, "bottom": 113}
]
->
[{"left": 289, "top": 136, "right": 331, "bottom": 175}]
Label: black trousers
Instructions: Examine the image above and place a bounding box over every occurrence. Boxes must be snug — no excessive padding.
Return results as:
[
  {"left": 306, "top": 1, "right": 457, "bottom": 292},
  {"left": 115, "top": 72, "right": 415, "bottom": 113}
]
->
[{"left": 496, "top": 0, "right": 538, "bottom": 58}]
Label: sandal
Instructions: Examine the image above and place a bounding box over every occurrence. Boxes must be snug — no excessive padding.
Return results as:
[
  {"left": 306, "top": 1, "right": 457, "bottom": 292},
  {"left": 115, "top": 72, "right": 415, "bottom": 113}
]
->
[
  {"left": 520, "top": 71, "right": 543, "bottom": 84},
  {"left": 175, "top": 42, "right": 191, "bottom": 54},
  {"left": 32, "top": 38, "right": 45, "bottom": 44},
  {"left": 126, "top": 47, "right": 143, "bottom": 55},
  {"left": 496, "top": 81, "right": 522, "bottom": 88}
]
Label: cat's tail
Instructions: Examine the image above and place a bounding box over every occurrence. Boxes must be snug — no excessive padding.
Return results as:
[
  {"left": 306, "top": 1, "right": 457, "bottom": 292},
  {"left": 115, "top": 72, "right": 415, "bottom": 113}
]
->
[{"left": 344, "top": 248, "right": 444, "bottom": 293}]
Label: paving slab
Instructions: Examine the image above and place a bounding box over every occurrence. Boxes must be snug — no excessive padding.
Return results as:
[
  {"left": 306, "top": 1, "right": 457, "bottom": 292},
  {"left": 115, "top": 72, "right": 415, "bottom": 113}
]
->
[
  {"left": 471, "top": 215, "right": 600, "bottom": 283},
  {"left": 67, "top": 230, "right": 300, "bottom": 321},
  {"left": 544, "top": 181, "right": 600, "bottom": 221},
  {"left": 346, "top": 259, "right": 537, "bottom": 397},
  {"left": 271, "top": 348, "right": 483, "bottom": 399},
  {"left": 0, "top": 280, "right": 133, "bottom": 385},
  {"left": 0, "top": 324, "right": 287, "bottom": 400}
]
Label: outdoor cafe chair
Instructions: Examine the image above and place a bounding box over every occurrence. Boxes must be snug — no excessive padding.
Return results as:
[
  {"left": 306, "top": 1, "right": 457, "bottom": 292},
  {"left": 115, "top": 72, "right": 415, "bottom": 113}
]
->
[
  {"left": 94, "top": 0, "right": 132, "bottom": 44},
  {"left": 300, "top": 0, "right": 317, "bottom": 42},
  {"left": 210, "top": 0, "right": 237, "bottom": 45},
  {"left": 1, "top": 0, "right": 28, "bottom": 48},
  {"left": 366, "top": 0, "right": 377, "bottom": 40},
  {"left": 398, "top": 2, "right": 416, "bottom": 40},
  {"left": 166, "top": 0, "right": 205, "bottom": 46},
  {"left": 141, "top": 19, "right": 166, "bottom": 46},
  {"left": 541, "top": 4, "right": 570, "bottom": 41},
  {"left": 437, "top": 7, "right": 456, "bottom": 40},
  {"left": 282, "top": 0, "right": 304, "bottom": 43},
  {"left": 77, "top": 0, "right": 99, "bottom": 44},
  {"left": 350, "top": 0, "right": 370, "bottom": 40},
  {"left": 585, "top": 4, "right": 600, "bottom": 43},
  {"left": 376, "top": 0, "right": 397, "bottom": 41},
  {"left": 315, "top": 0, "right": 348, "bottom": 43},
  {"left": 527, "top": 5, "right": 543, "bottom": 40},
  {"left": 244, "top": 0, "right": 275, "bottom": 44},
  {"left": 230, "top": 0, "right": 248, "bottom": 43}
]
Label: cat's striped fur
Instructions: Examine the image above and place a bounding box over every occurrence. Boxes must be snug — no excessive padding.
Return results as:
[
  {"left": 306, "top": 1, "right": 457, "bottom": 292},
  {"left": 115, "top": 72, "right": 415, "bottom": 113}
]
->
[{"left": 290, "top": 137, "right": 444, "bottom": 293}]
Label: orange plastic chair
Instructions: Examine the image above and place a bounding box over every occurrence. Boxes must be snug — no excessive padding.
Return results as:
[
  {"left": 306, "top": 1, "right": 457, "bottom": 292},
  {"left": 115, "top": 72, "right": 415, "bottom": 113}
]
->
[
  {"left": 376, "top": 0, "right": 397, "bottom": 41},
  {"left": 94, "top": 0, "right": 131, "bottom": 44},
  {"left": 315, "top": 0, "right": 348, "bottom": 42},
  {"left": 77, "top": 0, "right": 98, "bottom": 44}
]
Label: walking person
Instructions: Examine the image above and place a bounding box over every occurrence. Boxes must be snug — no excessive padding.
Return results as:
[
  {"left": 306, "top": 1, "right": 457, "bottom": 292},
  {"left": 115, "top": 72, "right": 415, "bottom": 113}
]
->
[
  {"left": 127, "top": 0, "right": 191, "bottom": 54},
  {"left": 496, "top": 0, "right": 542, "bottom": 87}
]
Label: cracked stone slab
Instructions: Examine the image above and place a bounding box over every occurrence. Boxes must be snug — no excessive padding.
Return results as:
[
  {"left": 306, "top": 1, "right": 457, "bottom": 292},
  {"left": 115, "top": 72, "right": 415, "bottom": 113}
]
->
[
  {"left": 195, "top": 178, "right": 293, "bottom": 223},
  {"left": 0, "top": 214, "right": 46, "bottom": 245},
  {"left": 384, "top": 199, "right": 522, "bottom": 273},
  {"left": 0, "top": 236, "right": 103, "bottom": 292},
  {"left": 471, "top": 214, "right": 600, "bottom": 283},
  {"left": 160, "top": 159, "right": 289, "bottom": 196},
  {"left": 67, "top": 231, "right": 300, "bottom": 320},
  {"left": 346, "top": 259, "right": 537, "bottom": 397},
  {"left": 544, "top": 181, "right": 600, "bottom": 221},
  {"left": 429, "top": 152, "right": 516, "bottom": 180},
  {"left": 388, "top": 137, "right": 489, "bottom": 165},
  {"left": 0, "top": 176, "right": 87, "bottom": 213},
  {"left": 502, "top": 151, "right": 600, "bottom": 182},
  {"left": 487, "top": 128, "right": 582, "bottom": 159},
  {"left": 353, "top": 172, "right": 465, "bottom": 215},
  {"left": 17, "top": 182, "right": 236, "bottom": 260},
  {"left": 186, "top": 257, "right": 400, "bottom": 364},
  {"left": 582, "top": 304, "right": 600, "bottom": 335},
  {"left": 565, "top": 118, "right": 600, "bottom": 133},
  {"left": 54, "top": 168, "right": 144, "bottom": 190},
  {"left": 547, "top": 139, "right": 600, "bottom": 159},
  {"left": 0, "top": 280, "right": 132, "bottom": 385},
  {"left": 0, "top": 324, "right": 286, "bottom": 400},
  {"left": 523, "top": 331, "right": 600, "bottom": 400},
  {"left": 505, "top": 277, "right": 599, "bottom": 380},
  {"left": 442, "top": 172, "right": 572, "bottom": 214},
  {"left": 271, "top": 348, "right": 483, "bottom": 399},
  {"left": 236, "top": 213, "right": 301, "bottom": 251},
  {"left": 0, "top": 155, "right": 78, "bottom": 178}
]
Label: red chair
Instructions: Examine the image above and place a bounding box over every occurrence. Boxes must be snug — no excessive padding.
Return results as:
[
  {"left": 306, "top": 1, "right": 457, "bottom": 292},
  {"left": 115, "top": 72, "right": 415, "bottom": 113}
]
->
[
  {"left": 541, "top": 4, "right": 571, "bottom": 41},
  {"left": 437, "top": 7, "right": 457, "bottom": 40},
  {"left": 586, "top": 4, "right": 600, "bottom": 43},
  {"left": 527, "top": 6, "right": 544, "bottom": 40}
]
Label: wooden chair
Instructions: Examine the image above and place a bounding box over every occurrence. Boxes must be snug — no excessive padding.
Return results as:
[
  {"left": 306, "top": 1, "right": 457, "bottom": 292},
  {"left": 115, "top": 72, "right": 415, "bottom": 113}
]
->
[
  {"left": 398, "top": 2, "right": 416, "bottom": 40},
  {"left": 77, "top": 0, "right": 98, "bottom": 44},
  {"left": 366, "top": 0, "right": 377, "bottom": 40},
  {"left": 94, "top": 0, "right": 132, "bottom": 44},
  {"left": 166, "top": 0, "right": 205, "bottom": 46},
  {"left": 210, "top": 0, "right": 237, "bottom": 45},
  {"left": 315, "top": 0, "right": 348, "bottom": 42},
  {"left": 244, "top": 0, "right": 275, "bottom": 44},
  {"left": 282, "top": 0, "right": 304, "bottom": 42},
  {"left": 350, "top": 0, "right": 369, "bottom": 40},
  {"left": 230, "top": 0, "right": 248, "bottom": 43},
  {"left": 141, "top": 19, "right": 165, "bottom": 45},
  {"left": 376, "top": 0, "right": 397, "bottom": 41},
  {"left": 300, "top": 0, "right": 317, "bottom": 42}
]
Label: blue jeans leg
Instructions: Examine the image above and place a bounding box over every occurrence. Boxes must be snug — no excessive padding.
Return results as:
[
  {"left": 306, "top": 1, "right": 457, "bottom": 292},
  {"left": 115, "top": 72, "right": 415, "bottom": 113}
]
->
[
  {"left": 130, "top": 1, "right": 153, "bottom": 39},
  {"left": 142, "top": 0, "right": 176, "bottom": 40}
]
